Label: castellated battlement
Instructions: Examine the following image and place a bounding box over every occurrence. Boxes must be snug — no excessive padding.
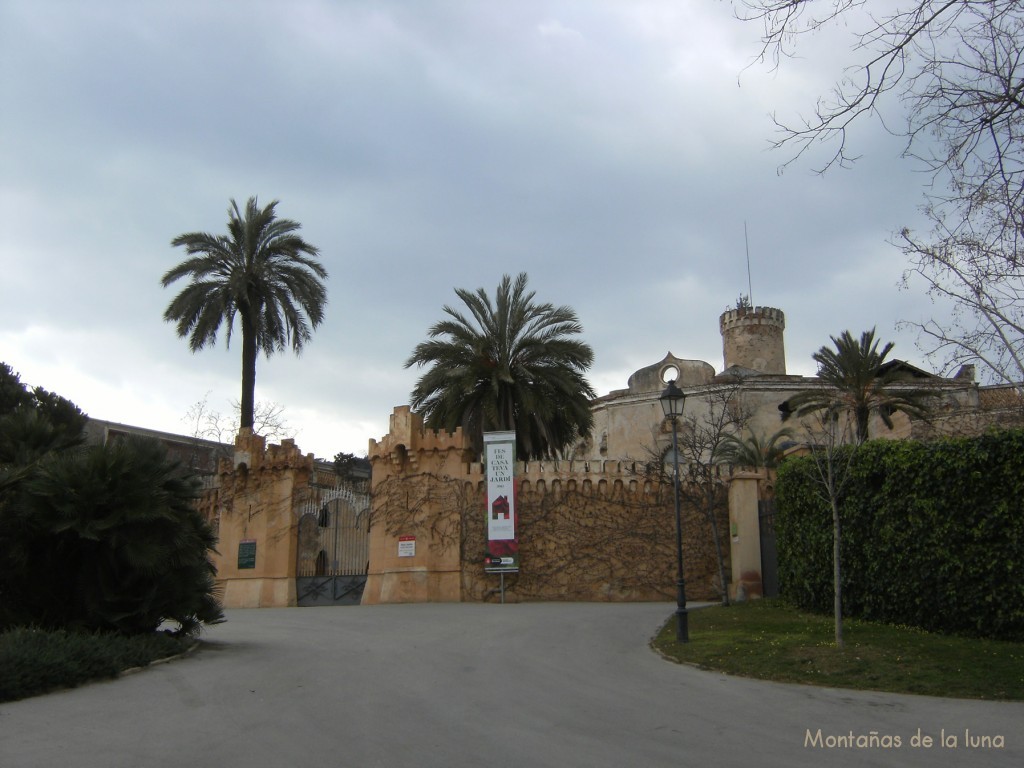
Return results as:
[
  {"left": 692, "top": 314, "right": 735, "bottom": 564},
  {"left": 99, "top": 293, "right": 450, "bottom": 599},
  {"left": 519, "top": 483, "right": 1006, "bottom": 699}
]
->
[
  {"left": 366, "top": 407, "right": 736, "bottom": 605},
  {"left": 369, "top": 408, "right": 728, "bottom": 488},
  {"left": 719, "top": 306, "right": 787, "bottom": 375},
  {"left": 463, "top": 458, "right": 727, "bottom": 500},
  {"left": 218, "top": 430, "right": 316, "bottom": 475},
  {"left": 718, "top": 306, "right": 786, "bottom": 333},
  {"left": 368, "top": 406, "right": 470, "bottom": 469}
]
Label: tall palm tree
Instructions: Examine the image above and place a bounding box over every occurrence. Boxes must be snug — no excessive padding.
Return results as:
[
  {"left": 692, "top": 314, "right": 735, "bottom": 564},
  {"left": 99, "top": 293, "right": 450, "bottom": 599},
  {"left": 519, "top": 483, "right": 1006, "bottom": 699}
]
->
[
  {"left": 406, "top": 273, "right": 596, "bottom": 460},
  {"left": 162, "top": 197, "right": 328, "bottom": 431},
  {"left": 780, "top": 328, "right": 933, "bottom": 444}
]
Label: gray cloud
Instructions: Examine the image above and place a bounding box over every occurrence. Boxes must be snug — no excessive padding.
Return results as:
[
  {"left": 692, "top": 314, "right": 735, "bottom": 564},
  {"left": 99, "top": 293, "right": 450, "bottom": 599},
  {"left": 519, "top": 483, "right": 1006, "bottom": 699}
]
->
[{"left": 0, "top": 0, "right": 950, "bottom": 458}]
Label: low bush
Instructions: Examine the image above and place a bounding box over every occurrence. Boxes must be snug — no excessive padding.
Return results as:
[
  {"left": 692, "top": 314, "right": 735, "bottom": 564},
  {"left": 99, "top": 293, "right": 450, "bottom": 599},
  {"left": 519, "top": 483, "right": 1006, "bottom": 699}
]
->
[{"left": 0, "top": 627, "right": 191, "bottom": 702}]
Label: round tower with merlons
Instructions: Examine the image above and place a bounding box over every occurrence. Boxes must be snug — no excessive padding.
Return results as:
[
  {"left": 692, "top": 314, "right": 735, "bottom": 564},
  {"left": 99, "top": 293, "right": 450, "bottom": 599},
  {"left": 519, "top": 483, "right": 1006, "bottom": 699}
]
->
[{"left": 719, "top": 306, "right": 786, "bottom": 375}]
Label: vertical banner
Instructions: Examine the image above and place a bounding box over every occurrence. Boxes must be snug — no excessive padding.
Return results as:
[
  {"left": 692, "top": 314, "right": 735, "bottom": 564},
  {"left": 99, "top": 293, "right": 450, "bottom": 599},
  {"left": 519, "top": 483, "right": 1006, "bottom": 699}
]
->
[{"left": 484, "top": 431, "right": 519, "bottom": 573}]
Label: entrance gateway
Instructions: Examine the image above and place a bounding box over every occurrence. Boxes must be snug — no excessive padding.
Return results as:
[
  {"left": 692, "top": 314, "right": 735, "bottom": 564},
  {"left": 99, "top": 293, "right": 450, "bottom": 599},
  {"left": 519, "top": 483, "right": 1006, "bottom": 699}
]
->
[{"left": 296, "top": 487, "right": 370, "bottom": 606}]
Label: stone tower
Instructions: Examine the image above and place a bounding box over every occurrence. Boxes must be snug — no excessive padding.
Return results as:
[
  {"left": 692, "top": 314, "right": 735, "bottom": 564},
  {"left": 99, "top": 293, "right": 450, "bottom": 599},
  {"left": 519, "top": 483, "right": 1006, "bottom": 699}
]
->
[{"left": 719, "top": 306, "right": 786, "bottom": 375}]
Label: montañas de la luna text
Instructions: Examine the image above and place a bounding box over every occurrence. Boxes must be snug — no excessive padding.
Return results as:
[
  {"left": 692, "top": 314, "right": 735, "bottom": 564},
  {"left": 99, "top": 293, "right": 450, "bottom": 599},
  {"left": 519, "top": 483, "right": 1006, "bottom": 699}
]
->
[{"left": 804, "top": 729, "right": 1004, "bottom": 750}]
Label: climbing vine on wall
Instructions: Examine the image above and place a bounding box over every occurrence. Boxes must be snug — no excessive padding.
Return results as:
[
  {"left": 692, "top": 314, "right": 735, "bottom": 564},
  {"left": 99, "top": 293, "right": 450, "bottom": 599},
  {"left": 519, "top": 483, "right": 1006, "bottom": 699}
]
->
[{"left": 371, "top": 471, "right": 728, "bottom": 602}]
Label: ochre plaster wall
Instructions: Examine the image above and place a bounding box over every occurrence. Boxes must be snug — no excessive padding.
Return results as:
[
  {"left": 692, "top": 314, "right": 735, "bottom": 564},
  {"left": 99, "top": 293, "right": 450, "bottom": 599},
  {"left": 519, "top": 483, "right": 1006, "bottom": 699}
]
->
[
  {"left": 728, "top": 472, "right": 766, "bottom": 601},
  {"left": 362, "top": 407, "right": 469, "bottom": 604},
  {"left": 365, "top": 407, "right": 735, "bottom": 604},
  {"left": 210, "top": 430, "right": 314, "bottom": 608}
]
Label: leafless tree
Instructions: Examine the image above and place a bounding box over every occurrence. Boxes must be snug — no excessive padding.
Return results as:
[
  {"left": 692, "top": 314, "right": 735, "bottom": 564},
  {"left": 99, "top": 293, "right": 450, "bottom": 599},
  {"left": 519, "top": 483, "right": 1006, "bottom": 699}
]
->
[
  {"left": 802, "top": 403, "right": 858, "bottom": 648},
  {"left": 685, "top": 383, "right": 755, "bottom": 606},
  {"left": 183, "top": 392, "right": 294, "bottom": 445},
  {"left": 738, "top": 2, "right": 1024, "bottom": 189},
  {"left": 738, "top": 1, "right": 1024, "bottom": 384},
  {"left": 638, "top": 379, "right": 752, "bottom": 606},
  {"left": 898, "top": 207, "right": 1024, "bottom": 384}
]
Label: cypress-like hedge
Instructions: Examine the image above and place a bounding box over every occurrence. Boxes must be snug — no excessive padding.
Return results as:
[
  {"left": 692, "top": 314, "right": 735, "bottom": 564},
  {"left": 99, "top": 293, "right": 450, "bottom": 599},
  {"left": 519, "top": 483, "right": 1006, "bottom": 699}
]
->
[{"left": 775, "top": 430, "right": 1024, "bottom": 640}]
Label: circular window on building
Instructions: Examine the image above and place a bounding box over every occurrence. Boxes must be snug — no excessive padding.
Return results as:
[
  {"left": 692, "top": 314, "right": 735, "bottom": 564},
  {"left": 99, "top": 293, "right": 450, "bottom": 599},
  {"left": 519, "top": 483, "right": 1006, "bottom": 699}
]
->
[{"left": 661, "top": 364, "right": 680, "bottom": 384}]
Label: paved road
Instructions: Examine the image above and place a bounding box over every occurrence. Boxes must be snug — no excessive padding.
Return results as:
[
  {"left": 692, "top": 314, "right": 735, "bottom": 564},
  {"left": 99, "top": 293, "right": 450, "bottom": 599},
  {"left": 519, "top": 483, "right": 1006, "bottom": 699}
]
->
[{"left": 1, "top": 603, "right": 1021, "bottom": 768}]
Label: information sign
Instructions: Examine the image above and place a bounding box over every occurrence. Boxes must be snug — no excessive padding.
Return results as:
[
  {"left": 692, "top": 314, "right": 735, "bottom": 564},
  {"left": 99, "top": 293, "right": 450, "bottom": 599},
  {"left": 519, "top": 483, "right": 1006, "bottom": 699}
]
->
[
  {"left": 398, "top": 535, "right": 416, "bottom": 557},
  {"left": 237, "top": 539, "right": 257, "bottom": 569}
]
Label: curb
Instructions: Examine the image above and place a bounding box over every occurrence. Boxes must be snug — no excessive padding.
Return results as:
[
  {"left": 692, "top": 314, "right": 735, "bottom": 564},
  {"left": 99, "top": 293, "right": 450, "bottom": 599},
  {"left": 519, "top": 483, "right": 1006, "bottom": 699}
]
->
[{"left": 119, "top": 639, "right": 200, "bottom": 677}]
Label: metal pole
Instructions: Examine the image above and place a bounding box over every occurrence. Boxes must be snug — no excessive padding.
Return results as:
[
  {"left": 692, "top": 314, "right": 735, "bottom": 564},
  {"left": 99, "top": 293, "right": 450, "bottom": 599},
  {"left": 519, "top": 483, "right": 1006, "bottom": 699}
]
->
[{"left": 671, "top": 416, "right": 690, "bottom": 642}]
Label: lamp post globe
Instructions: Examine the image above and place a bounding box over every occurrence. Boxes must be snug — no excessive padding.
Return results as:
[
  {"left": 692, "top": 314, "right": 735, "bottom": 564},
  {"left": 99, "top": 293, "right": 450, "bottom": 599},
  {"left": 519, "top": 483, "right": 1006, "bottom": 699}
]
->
[{"left": 659, "top": 379, "right": 689, "bottom": 643}]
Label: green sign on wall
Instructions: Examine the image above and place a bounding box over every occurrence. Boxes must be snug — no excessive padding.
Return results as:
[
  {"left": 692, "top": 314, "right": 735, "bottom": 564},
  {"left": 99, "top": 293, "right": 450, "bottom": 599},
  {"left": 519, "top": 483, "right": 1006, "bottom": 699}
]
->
[{"left": 238, "top": 539, "right": 257, "bottom": 569}]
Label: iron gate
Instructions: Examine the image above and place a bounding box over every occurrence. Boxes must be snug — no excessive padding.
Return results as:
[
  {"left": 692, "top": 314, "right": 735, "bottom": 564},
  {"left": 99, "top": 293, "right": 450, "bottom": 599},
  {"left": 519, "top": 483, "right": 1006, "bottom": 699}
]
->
[
  {"left": 758, "top": 498, "right": 779, "bottom": 598},
  {"left": 296, "top": 488, "right": 369, "bottom": 606}
]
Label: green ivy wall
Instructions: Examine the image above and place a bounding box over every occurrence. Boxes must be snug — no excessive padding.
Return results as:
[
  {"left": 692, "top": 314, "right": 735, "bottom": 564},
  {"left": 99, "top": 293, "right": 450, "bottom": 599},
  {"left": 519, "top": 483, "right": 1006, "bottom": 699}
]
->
[{"left": 776, "top": 431, "right": 1024, "bottom": 640}]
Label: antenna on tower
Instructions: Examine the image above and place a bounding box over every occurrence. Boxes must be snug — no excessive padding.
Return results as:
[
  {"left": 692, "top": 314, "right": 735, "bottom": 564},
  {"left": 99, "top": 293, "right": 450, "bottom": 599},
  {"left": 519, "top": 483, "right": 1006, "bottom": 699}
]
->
[{"left": 744, "top": 221, "right": 754, "bottom": 307}]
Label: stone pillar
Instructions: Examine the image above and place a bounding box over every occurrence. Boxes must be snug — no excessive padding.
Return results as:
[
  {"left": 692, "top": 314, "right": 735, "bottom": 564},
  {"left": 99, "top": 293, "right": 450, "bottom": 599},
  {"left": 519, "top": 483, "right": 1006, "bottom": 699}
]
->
[
  {"left": 213, "top": 430, "right": 314, "bottom": 608},
  {"left": 728, "top": 471, "right": 764, "bottom": 601},
  {"left": 362, "top": 407, "right": 471, "bottom": 604}
]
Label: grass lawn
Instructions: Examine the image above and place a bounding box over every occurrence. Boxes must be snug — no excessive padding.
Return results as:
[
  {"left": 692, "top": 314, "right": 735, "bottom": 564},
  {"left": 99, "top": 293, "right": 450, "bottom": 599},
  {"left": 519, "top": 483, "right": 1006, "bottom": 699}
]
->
[
  {"left": 0, "top": 627, "right": 194, "bottom": 703},
  {"left": 652, "top": 600, "right": 1024, "bottom": 701}
]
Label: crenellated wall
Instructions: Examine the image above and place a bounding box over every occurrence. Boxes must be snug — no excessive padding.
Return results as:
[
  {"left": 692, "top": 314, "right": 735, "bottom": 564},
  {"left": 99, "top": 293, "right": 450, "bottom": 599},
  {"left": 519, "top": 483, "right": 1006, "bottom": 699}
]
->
[
  {"left": 208, "top": 430, "right": 312, "bottom": 607},
  {"left": 365, "top": 407, "right": 739, "bottom": 604},
  {"left": 209, "top": 430, "right": 360, "bottom": 608}
]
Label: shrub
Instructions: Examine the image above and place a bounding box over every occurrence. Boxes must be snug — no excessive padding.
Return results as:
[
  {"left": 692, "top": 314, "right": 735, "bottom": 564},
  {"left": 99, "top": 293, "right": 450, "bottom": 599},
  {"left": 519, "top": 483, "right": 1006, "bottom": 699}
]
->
[
  {"left": 1, "top": 437, "right": 223, "bottom": 635},
  {"left": 0, "top": 627, "right": 190, "bottom": 702}
]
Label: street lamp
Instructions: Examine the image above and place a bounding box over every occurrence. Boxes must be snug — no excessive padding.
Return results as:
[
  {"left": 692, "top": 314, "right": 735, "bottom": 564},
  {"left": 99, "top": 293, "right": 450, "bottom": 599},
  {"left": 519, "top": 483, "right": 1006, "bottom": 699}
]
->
[{"left": 659, "top": 378, "right": 689, "bottom": 643}]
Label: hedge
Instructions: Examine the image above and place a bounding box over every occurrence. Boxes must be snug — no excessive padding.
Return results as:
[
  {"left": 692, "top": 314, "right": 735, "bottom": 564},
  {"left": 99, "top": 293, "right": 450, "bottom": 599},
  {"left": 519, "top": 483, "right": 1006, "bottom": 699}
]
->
[{"left": 775, "top": 430, "right": 1024, "bottom": 640}]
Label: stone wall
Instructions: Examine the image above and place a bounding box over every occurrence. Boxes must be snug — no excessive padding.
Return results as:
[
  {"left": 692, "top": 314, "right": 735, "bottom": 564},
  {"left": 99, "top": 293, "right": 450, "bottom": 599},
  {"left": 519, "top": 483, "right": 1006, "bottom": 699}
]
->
[
  {"left": 205, "top": 430, "right": 371, "bottom": 608},
  {"left": 720, "top": 306, "right": 786, "bottom": 374},
  {"left": 365, "top": 407, "right": 732, "bottom": 604},
  {"left": 207, "top": 430, "right": 313, "bottom": 607}
]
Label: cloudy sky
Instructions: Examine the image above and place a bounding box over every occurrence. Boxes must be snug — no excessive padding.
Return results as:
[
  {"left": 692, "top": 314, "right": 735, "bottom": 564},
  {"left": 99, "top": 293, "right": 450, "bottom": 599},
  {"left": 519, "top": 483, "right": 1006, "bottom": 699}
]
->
[{"left": 1, "top": 1, "right": 948, "bottom": 459}]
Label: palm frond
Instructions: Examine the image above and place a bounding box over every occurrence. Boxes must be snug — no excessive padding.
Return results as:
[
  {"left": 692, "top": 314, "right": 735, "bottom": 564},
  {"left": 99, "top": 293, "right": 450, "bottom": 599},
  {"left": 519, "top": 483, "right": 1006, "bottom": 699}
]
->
[
  {"left": 407, "top": 272, "right": 594, "bottom": 459},
  {"left": 783, "top": 328, "right": 936, "bottom": 444},
  {"left": 162, "top": 197, "right": 327, "bottom": 429}
]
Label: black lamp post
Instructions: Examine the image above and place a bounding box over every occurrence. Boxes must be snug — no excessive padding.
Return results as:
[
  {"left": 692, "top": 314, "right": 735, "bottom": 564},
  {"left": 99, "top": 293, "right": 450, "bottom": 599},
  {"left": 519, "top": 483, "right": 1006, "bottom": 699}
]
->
[{"left": 660, "top": 378, "right": 689, "bottom": 643}]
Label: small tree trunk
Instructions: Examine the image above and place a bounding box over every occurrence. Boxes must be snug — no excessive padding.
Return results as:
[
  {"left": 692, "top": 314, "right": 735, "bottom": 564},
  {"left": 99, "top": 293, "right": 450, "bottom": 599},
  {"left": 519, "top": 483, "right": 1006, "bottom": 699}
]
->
[
  {"left": 706, "top": 485, "right": 730, "bottom": 606},
  {"left": 831, "top": 494, "right": 843, "bottom": 648}
]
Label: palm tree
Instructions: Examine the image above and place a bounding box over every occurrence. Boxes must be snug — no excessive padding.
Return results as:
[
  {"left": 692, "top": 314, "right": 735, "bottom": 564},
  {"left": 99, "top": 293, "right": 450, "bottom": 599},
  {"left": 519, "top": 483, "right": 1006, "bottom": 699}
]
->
[
  {"left": 162, "top": 197, "right": 328, "bottom": 431},
  {"left": 406, "top": 273, "right": 596, "bottom": 460},
  {"left": 717, "top": 427, "right": 794, "bottom": 469},
  {"left": 781, "top": 328, "right": 933, "bottom": 444}
]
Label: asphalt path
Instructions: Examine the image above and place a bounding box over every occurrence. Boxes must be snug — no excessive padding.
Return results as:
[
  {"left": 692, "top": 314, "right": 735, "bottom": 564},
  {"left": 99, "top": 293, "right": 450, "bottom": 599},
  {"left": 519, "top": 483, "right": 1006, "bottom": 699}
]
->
[{"left": 1, "top": 603, "right": 1022, "bottom": 768}]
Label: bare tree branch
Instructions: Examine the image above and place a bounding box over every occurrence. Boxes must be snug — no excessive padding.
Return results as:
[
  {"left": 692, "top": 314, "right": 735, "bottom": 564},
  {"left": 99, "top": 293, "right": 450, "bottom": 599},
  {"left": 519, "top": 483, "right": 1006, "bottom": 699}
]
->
[
  {"left": 183, "top": 393, "right": 295, "bottom": 444},
  {"left": 738, "top": 1, "right": 1024, "bottom": 193},
  {"left": 898, "top": 206, "right": 1024, "bottom": 383},
  {"left": 739, "top": 1, "right": 1024, "bottom": 384}
]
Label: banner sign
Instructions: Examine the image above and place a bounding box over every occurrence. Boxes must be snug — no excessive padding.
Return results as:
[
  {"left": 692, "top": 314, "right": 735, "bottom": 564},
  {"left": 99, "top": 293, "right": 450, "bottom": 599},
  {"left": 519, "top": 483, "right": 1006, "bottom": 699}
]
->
[{"left": 484, "top": 431, "right": 519, "bottom": 573}]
